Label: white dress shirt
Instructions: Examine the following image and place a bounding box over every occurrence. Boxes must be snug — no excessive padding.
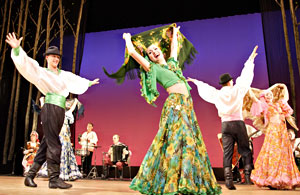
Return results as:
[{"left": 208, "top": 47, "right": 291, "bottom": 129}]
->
[
  {"left": 11, "top": 47, "right": 91, "bottom": 97},
  {"left": 193, "top": 59, "right": 255, "bottom": 122}
]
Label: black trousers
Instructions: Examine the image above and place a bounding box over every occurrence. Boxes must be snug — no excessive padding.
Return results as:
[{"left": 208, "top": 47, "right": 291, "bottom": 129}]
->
[
  {"left": 221, "top": 120, "right": 253, "bottom": 168},
  {"left": 34, "top": 104, "right": 65, "bottom": 169},
  {"left": 82, "top": 152, "right": 93, "bottom": 174}
]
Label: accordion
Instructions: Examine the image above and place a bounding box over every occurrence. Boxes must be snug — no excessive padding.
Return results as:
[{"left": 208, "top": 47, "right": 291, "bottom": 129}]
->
[{"left": 111, "top": 144, "right": 129, "bottom": 163}]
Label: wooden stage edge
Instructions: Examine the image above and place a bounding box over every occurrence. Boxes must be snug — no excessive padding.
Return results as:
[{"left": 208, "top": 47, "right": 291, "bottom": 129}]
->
[{"left": 0, "top": 176, "right": 299, "bottom": 195}]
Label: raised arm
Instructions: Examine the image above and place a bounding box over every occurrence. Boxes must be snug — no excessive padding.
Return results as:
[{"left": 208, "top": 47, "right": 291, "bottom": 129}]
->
[
  {"left": 235, "top": 45, "right": 258, "bottom": 89},
  {"left": 170, "top": 26, "right": 180, "bottom": 61},
  {"left": 123, "top": 33, "right": 150, "bottom": 72},
  {"left": 6, "top": 32, "right": 42, "bottom": 85}
]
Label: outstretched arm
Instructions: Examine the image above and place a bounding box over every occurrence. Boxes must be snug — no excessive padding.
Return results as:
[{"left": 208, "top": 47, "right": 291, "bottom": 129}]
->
[
  {"left": 186, "top": 77, "right": 198, "bottom": 83},
  {"left": 170, "top": 26, "right": 180, "bottom": 61},
  {"left": 89, "top": 78, "right": 99, "bottom": 86},
  {"left": 123, "top": 33, "right": 150, "bottom": 72},
  {"left": 187, "top": 77, "right": 217, "bottom": 104}
]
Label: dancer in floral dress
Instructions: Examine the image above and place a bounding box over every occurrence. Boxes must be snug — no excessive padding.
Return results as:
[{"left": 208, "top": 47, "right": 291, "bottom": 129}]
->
[{"left": 245, "top": 84, "right": 300, "bottom": 190}]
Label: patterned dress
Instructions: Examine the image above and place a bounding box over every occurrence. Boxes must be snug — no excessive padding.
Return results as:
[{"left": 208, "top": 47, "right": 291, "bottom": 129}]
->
[
  {"left": 130, "top": 93, "right": 221, "bottom": 194},
  {"left": 104, "top": 24, "right": 220, "bottom": 194},
  {"left": 251, "top": 101, "right": 300, "bottom": 189}
]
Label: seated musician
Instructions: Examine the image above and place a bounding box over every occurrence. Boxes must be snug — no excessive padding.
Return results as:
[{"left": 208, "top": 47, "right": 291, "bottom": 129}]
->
[
  {"left": 79, "top": 122, "right": 98, "bottom": 177},
  {"left": 103, "top": 134, "right": 131, "bottom": 179},
  {"left": 22, "top": 131, "right": 40, "bottom": 175}
]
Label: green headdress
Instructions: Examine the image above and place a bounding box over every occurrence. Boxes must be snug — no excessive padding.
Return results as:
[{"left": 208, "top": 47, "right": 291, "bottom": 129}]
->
[{"left": 103, "top": 23, "right": 197, "bottom": 84}]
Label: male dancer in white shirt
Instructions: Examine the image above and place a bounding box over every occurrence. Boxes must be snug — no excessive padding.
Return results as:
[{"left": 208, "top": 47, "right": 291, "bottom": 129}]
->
[
  {"left": 6, "top": 32, "right": 99, "bottom": 189},
  {"left": 187, "top": 46, "right": 258, "bottom": 190}
]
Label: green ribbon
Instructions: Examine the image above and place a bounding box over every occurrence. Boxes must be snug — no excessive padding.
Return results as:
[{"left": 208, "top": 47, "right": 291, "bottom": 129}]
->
[{"left": 45, "top": 93, "right": 66, "bottom": 109}]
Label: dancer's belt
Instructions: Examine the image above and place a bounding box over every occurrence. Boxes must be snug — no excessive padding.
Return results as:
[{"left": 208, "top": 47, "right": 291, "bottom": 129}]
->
[{"left": 45, "top": 92, "right": 66, "bottom": 109}]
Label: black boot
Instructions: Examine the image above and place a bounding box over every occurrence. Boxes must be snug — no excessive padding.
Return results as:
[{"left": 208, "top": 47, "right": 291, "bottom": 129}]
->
[
  {"left": 224, "top": 167, "right": 236, "bottom": 190},
  {"left": 243, "top": 164, "right": 254, "bottom": 185},
  {"left": 48, "top": 163, "right": 72, "bottom": 189},
  {"left": 24, "top": 162, "right": 42, "bottom": 187}
]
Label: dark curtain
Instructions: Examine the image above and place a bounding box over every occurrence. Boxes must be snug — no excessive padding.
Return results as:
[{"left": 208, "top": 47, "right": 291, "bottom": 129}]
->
[
  {"left": 0, "top": 0, "right": 89, "bottom": 175},
  {"left": 260, "top": 0, "right": 300, "bottom": 133}
]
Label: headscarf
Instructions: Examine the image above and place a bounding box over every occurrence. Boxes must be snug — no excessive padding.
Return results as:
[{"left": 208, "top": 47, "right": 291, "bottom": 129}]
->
[
  {"left": 103, "top": 23, "right": 197, "bottom": 84},
  {"left": 30, "top": 131, "right": 39, "bottom": 143},
  {"left": 243, "top": 84, "right": 298, "bottom": 132}
]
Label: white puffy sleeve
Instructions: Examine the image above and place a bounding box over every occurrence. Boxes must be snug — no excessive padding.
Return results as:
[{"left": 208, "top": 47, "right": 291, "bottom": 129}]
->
[
  {"left": 193, "top": 80, "right": 218, "bottom": 104},
  {"left": 11, "top": 47, "right": 42, "bottom": 85},
  {"left": 60, "top": 70, "right": 91, "bottom": 95}
]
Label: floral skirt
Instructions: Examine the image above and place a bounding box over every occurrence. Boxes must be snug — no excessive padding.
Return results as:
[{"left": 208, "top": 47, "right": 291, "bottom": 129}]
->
[
  {"left": 129, "top": 93, "right": 221, "bottom": 195},
  {"left": 251, "top": 122, "right": 300, "bottom": 189}
]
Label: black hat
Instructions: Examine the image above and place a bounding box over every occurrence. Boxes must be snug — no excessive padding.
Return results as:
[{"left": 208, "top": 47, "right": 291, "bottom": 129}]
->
[
  {"left": 219, "top": 73, "right": 233, "bottom": 85},
  {"left": 43, "top": 46, "right": 61, "bottom": 57}
]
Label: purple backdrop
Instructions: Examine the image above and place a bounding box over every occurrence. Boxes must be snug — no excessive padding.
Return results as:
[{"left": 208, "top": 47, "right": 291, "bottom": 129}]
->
[{"left": 75, "top": 13, "right": 269, "bottom": 167}]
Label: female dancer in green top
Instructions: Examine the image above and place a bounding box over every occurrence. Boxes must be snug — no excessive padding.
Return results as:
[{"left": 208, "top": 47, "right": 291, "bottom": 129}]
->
[{"left": 105, "top": 24, "right": 221, "bottom": 195}]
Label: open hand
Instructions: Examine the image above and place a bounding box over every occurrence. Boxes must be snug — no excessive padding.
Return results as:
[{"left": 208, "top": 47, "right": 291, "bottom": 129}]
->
[
  {"left": 5, "top": 32, "right": 23, "bottom": 48},
  {"left": 123, "top": 33, "right": 131, "bottom": 40},
  {"left": 249, "top": 45, "right": 258, "bottom": 61},
  {"left": 91, "top": 78, "right": 99, "bottom": 86},
  {"left": 187, "top": 77, "right": 197, "bottom": 83},
  {"left": 173, "top": 26, "right": 180, "bottom": 34}
]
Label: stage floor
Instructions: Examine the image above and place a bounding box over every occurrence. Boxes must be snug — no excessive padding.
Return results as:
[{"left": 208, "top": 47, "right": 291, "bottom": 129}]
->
[{"left": 0, "top": 176, "right": 299, "bottom": 194}]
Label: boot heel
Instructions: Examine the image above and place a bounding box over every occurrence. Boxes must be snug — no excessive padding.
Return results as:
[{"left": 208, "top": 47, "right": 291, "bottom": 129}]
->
[
  {"left": 24, "top": 162, "right": 42, "bottom": 187},
  {"left": 49, "top": 178, "right": 72, "bottom": 189},
  {"left": 224, "top": 167, "right": 236, "bottom": 190},
  {"left": 24, "top": 176, "right": 37, "bottom": 187}
]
